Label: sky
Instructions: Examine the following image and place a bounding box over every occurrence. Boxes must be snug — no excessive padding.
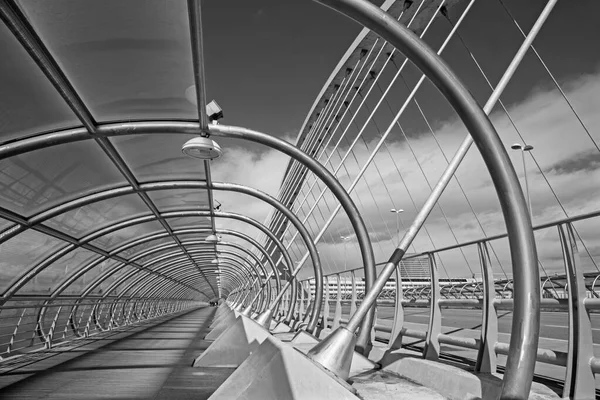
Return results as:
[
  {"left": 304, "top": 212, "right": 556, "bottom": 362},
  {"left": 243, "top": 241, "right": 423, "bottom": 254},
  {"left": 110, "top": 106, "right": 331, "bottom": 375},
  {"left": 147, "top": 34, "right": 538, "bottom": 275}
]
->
[
  {"left": 1, "top": 0, "right": 599, "bottom": 292},
  {"left": 204, "top": 0, "right": 600, "bottom": 280}
]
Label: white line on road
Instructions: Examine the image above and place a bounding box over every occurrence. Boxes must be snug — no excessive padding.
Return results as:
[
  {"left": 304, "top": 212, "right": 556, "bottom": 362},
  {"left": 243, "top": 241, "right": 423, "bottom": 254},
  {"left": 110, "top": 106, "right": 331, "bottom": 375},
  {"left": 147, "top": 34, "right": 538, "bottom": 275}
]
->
[{"left": 545, "top": 324, "right": 600, "bottom": 331}]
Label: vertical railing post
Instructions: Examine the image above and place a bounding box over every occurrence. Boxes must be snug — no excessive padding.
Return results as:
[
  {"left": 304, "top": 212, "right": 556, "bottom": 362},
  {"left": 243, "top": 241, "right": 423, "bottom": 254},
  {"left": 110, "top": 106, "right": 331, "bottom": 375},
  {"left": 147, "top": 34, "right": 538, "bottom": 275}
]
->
[
  {"left": 322, "top": 276, "right": 330, "bottom": 329},
  {"left": 389, "top": 263, "right": 405, "bottom": 349},
  {"left": 350, "top": 270, "right": 357, "bottom": 316},
  {"left": 46, "top": 306, "right": 63, "bottom": 349},
  {"left": 476, "top": 241, "right": 498, "bottom": 372},
  {"left": 283, "top": 287, "right": 289, "bottom": 318},
  {"left": 303, "top": 279, "right": 314, "bottom": 328},
  {"left": 285, "top": 278, "right": 297, "bottom": 323},
  {"left": 559, "top": 223, "right": 596, "bottom": 399},
  {"left": 424, "top": 253, "right": 441, "bottom": 360},
  {"left": 30, "top": 310, "right": 41, "bottom": 347},
  {"left": 125, "top": 301, "right": 134, "bottom": 324},
  {"left": 298, "top": 280, "right": 305, "bottom": 322},
  {"left": 30, "top": 311, "right": 41, "bottom": 347},
  {"left": 7, "top": 308, "right": 27, "bottom": 355},
  {"left": 84, "top": 304, "right": 95, "bottom": 337},
  {"left": 63, "top": 306, "right": 77, "bottom": 339},
  {"left": 108, "top": 301, "right": 116, "bottom": 330},
  {"left": 333, "top": 273, "right": 343, "bottom": 330}
]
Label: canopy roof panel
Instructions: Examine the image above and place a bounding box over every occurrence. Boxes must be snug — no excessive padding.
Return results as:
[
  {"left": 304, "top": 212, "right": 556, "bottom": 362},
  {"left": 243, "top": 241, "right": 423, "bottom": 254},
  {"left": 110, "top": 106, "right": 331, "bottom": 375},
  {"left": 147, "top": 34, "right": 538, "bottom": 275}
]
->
[
  {"left": 18, "top": 0, "right": 198, "bottom": 123},
  {"left": 0, "top": 0, "right": 222, "bottom": 304}
]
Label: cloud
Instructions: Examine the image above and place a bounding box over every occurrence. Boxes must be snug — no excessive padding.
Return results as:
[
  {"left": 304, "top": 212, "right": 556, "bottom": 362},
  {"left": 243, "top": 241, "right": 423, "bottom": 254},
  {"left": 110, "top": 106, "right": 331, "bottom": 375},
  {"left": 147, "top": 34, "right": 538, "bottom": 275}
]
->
[
  {"left": 210, "top": 135, "right": 293, "bottom": 250},
  {"left": 283, "top": 67, "right": 600, "bottom": 279},
  {"left": 203, "top": 67, "right": 600, "bottom": 281}
]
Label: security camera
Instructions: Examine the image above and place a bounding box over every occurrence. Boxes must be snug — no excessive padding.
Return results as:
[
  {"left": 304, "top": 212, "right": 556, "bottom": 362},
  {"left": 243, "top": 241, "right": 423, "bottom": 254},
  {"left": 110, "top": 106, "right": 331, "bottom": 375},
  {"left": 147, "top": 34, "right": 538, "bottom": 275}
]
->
[{"left": 206, "top": 100, "right": 223, "bottom": 122}]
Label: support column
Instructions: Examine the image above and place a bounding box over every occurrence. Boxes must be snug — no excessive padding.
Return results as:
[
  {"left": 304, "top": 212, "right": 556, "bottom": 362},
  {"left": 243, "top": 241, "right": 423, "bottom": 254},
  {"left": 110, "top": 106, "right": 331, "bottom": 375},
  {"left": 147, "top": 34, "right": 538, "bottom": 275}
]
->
[
  {"left": 322, "top": 276, "right": 330, "bottom": 329},
  {"left": 389, "top": 262, "right": 405, "bottom": 349},
  {"left": 333, "top": 274, "right": 343, "bottom": 330},
  {"left": 559, "top": 223, "right": 596, "bottom": 399},
  {"left": 476, "top": 241, "right": 498, "bottom": 373},
  {"left": 350, "top": 270, "right": 357, "bottom": 316},
  {"left": 424, "top": 253, "right": 441, "bottom": 360}
]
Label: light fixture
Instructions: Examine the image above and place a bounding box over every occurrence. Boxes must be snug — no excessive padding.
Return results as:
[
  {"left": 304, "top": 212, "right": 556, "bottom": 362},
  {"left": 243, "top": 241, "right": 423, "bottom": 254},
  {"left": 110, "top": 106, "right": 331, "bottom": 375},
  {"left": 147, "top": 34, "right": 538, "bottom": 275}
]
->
[
  {"left": 205, "top": 234, "right": 221, "bottom": 243},
  {"left": 390, "top": 208, "right": 404, "bottom": 214},
  {"left": 211, "top": 258, "right": 221, "bottom": 264},
  {"left": 182, "top": 136, "right": 222, "bottom": 160},
  {"left": 511, "top": 143, "right": 534, "bottom": 152}
]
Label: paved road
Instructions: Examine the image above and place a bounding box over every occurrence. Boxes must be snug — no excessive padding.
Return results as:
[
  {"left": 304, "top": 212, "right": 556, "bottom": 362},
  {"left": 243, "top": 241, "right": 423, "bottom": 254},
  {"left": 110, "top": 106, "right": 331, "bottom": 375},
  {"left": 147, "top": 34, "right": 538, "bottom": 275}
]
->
[
  {"left": 331, "top": 304, "right": 600, "bottom": 345},
  {"left": 323, "top": 303, "right": 600, "bottom": 388}
]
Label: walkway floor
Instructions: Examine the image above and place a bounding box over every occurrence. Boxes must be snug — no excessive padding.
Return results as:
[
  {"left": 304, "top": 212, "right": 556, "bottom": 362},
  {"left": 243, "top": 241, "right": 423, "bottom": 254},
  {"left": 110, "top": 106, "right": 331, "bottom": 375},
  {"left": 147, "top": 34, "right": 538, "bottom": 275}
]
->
[{"left": 0, "top": 307, "right": 234, "bottom": 400}]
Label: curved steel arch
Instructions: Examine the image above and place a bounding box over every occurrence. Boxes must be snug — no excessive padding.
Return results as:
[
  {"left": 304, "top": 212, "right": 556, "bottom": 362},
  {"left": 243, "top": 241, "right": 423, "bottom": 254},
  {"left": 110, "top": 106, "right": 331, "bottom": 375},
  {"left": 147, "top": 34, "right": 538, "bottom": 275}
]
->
[
  {"left": 217, "top": 240, "right": 278, "bottom": 303},
  {"left": 216, "top": 228, "right": 291, "bottom": 316},
  {"left": 14, "top": 210, "right": 296, "bottom": 310},
  {"left": 81, "top": 262, "right": 253, "bottom": 327},
  {"left": 304, "top": 0, "right": 540, "bottom": 391},
  {"left": 1, "top": 235, "right": 211, "bottom": 304},
  {"left": 110, "top": 251, "right": 262, "bottom": 304},
  {"left": 131, "top": 264, "right": 248, "bottom": 305},
  {"left": 50, "top": 211, "right": 302, "bottom": 318},
  {"left": 1, "top": 180, "right": 323, "bottom": 328},
  {"left": 0, "top": 122, "right": 377, "bottom": 350},
  {"left": 112, "top": 253, "right": 257, "bottom": 304}
]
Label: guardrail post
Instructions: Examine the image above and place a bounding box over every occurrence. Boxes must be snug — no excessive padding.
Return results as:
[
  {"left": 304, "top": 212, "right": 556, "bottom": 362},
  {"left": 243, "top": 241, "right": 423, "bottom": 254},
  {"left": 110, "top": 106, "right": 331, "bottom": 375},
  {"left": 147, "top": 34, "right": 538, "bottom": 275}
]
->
[
  {"left": 350, "top": 270, "right": 357, "bottom": 316},
  {"left": 298, "top": 280, "right": 305, "bottom": 321},
  {"left": 559, "top": 223, "right": 596, "bottom": 399},
  {"left": 389, "top": 263, "right": 405, "bottom": 349},
  {"left": 7, "top": 308, "right": 27, "bottom": 355},
  {"left": 476, "top": 241, "right": 498, "bottom": 373},
  {"left": 424, "top": 253, "right": 441, "bottom": 360},
  {"left": 333, "top": 273, "right": 343, "bottom": 330},
  {"left": 303, "top": 280, "right": 314, "bottom": 328},
  {"left": 125, "top": 301, "right": 134, "bottom": 323},
  {"left": 84, "top": 304, "right": 95, "bottom": 337},
  {"left": 63, "top": 306, "right": 77, "bottom": 339},
  {"left": 46, "top": 306, "right": 63, "bottom": 349},
  {"left": 108, "top": 301, "right": 116, "bottom": 330},
  {"left": 322, "top": 276, "right": 330, "bottom": 329}
]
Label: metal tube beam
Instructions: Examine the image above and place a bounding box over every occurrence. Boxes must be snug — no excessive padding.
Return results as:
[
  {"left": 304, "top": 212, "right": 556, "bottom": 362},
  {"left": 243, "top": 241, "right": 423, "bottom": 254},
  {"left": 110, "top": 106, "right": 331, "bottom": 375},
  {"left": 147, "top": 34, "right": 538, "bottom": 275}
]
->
[
  {"left": 208, "top": 124, "right": 376, "bottom": 351},
  {"left": 309, "top": 0, "right": 544, "bottom": 392}
]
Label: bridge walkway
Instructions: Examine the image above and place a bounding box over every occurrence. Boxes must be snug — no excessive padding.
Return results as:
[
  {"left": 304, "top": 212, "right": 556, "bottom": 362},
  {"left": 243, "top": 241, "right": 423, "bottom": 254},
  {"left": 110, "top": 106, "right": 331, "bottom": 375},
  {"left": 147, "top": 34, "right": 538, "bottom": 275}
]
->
[{"left": 0, "top": 307, "right": 232, "bottom": 400}]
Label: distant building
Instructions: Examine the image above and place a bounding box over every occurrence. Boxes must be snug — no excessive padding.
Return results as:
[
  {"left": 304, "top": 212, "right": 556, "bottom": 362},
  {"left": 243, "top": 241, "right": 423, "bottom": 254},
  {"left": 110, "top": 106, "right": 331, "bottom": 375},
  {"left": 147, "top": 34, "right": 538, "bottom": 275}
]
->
[{"left": 302, "top": 255, "right": 472, "bottom": 298}]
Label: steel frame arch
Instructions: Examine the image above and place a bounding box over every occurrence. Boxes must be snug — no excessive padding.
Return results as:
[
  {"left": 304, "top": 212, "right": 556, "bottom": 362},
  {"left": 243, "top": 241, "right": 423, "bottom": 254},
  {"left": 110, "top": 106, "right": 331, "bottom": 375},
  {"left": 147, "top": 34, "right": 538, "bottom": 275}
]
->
[
  {"left": 69, "top": 262, "right": 251, "bottom": 332},
  {"left": 0, "top": 232, "right": 212, "bottom": 304},
  {"left": 38, "top": 211, "right": 297, "bottom": 312},
  {"left": 112, "top": 253, "right": 263, "bottom": 302},
  {"left": 303, "top": 0, "right": 540, "bottom": 391},
  {"left": 0, "top": 122, "right": 377, "bottom": 351},
  {"left": 1, "top": 179, "right": 322, "bottom": 328},
  {"left": 1, "top": 181, "right": 307, "bottom": 299},
  {"left": 133, "top": 265, "right": 247, "bottom": 304},
  {"left": 109, "top": 252, "right": 262, "bottom": 304},
  {"left": 0, "top": 2, "right": 539, "bottom": 394}
]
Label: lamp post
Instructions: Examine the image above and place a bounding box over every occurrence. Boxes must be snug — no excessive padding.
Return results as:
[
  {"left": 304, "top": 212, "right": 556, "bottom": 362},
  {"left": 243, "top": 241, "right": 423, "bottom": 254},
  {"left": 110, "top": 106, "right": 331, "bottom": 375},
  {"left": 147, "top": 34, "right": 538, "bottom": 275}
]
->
[
  {"left": 511, "top": 143, "right": 534, "bottom": 219},
  {"left": 390, "top": 208, "right": 404, "bottom": 243}
]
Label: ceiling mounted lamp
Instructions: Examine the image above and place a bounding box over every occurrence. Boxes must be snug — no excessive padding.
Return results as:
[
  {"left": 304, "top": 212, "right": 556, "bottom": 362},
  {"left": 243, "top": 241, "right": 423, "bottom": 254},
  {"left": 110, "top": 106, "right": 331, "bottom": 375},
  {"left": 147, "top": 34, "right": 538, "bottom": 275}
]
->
[
  {"left": 205, "top": 234, "right": 221, "bottom": 243},
  {"left": 211, "top": 258, "right": 221, "bottom": 264},
  {"left": 182, "top": 136, "right": 222, "bottom": 160}
]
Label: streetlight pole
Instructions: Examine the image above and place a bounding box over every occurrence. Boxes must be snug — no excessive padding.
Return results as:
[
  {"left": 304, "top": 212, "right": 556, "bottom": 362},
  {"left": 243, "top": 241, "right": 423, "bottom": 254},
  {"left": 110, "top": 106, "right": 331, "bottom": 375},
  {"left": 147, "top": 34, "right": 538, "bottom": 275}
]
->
[
  {"left": 511, "top": 144, "right": 534, "bottom": 219},
  {"left": 390, "top": 208, "right": 404, "bottom": 243}
]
